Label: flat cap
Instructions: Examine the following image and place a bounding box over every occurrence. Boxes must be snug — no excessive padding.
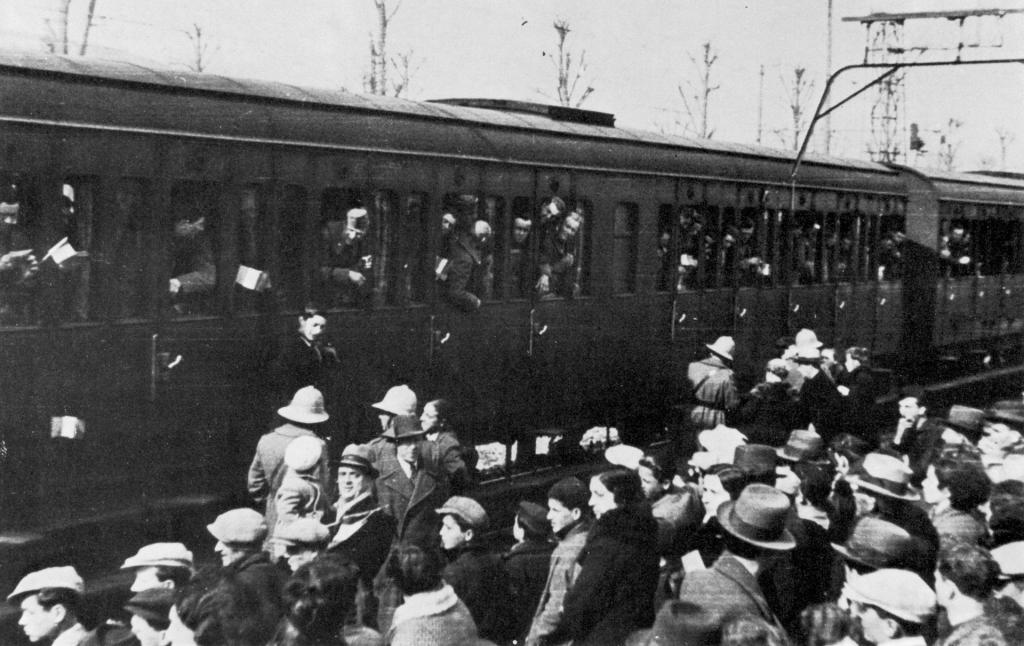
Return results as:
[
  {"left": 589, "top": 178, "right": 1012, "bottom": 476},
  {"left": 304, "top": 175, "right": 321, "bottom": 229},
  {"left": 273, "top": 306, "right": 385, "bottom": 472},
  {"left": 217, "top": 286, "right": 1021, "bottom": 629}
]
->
[
  {"left": 121, "top": 543, "right": 194, "bottom": 571},
  {"left": 436, "top": 495, "right": 488, "bottom": 530},
  {"left": 206, "top": 508, "right": 267, "bottom": 545},
  {"left": 843, "top": 568, "right": 935, "bottom": 623},
  {"left": 8, "top": 566, "right": 84, "bottom": 601},
  {"left": 274, "top": 518, "right": 330, "bottom": 546},
  {"left": 124, "top": 588, "right": 174, "bottom": 628}
]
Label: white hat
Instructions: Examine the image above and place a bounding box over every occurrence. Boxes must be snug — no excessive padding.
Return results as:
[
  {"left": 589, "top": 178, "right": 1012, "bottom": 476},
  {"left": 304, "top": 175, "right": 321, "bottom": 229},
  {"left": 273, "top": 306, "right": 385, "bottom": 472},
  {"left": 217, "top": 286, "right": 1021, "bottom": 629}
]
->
[
  {"left": 698, "top": 425, "right": 748, "bottom": 465},
  {"left": 705, "top": 336, "right": 735, "bottom": 361},
  {"left": 277, "top": 386, "right": 329, "bottom": 425},
  {"left": 843, "top": 568, "right": 935, "bottom": 623},
  {"left": 372, "top": 385, "right": 418, "bottom": 416},
  {"left": 604, "top": 444, "right": 643, "bottom": 470},
  {"left": 8, "top": 566, "right": 84, "bottom": 601},
  {"left": 284, "top": 436, "right": 324, "bottom": 472},
  {"left": 794, "top": 328, "right": 823, "bottom": 348},
  {"left": 206, "top": 508, "right": 267, "bottom": 545},
  {"left": 121, "top": 543, "right": 193, "bottom": 570},
  {"left": 992, "top": 541, "right": 1024, "bottom": 578}
]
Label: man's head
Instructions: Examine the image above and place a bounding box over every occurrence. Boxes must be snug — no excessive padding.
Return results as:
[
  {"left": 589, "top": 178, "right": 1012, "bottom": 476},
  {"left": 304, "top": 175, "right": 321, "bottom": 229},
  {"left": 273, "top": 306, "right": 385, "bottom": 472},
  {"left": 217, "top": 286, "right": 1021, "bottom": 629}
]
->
[
  {"left": 206, "top": 509, "right": 267, "bottom": 567},
  {"left": 298, "top": 308, "right": 327, "bottom": 343},
  {"left": 923, "top": 454, "right": 990, "bottom": 512},
  {"left": 558, "top": 212, "right": 583, "bottom": 242},
  {"left": 125, "top": 588, "right": 174, "bottom": 646},
  {"left": 336, "top": 444, "right": 377, "bottom": 504},
  {"left": 274, "top": 518, "right": 329, "bottom": 572},
  {"left": 546, "top": 476, "right": 589, "bottom": 534},
  {"left": 936, "top": 543, "right": 1001, "bottom": 608},
  {"left": 345, "top": 208, "right": 368, "bottom": 242},
  {"left": 8, "top": 567, "right": 84, "bottom": 643},
  {"left": 898, "top": 386, "right": 927, "bottom": 422},
  {"left": 387, "top": 415, "right": 426, "bottom": 465},
  {"left": 513, "top": 501, "right": 551, "bottom": 543},
  {"left": 472, "top": 220, "right": 492, "bottom": 247},
  {"left": 437, "top": 496, "right": 488, "bottom": 550},
  {"left": 637, "top": 453, "right": 674, "bottom": 502},
  {"left": 512, "top": 217, "right": 532, "bottom": 245},
  {"left": 992, "top": 542, "right": 1024, "bottom": 607},
  {"left": 842, "top": 569, "right": 935, "bottom": 644},
  {"left": 121, "top": 542, "right": 194, "bottom": 592}
]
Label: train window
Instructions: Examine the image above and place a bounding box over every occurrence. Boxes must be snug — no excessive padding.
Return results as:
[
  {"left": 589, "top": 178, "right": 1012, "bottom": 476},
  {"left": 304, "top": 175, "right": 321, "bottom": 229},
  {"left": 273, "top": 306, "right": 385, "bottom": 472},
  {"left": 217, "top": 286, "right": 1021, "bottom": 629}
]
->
[
  {"left": 481, "top": 196, "right": 505, "bottom": 302},
  {"left": 834, "top": 213, "right": 862, "bottom": 283},
  {"left": 317, "top": 187, "right": 372, "bottom": 309},
  {"left": 786, "top": 209, "right": 822, "bottom": 286},
  {"left": 437, "top": 192, "right": 494, "bottom": 307},
  {"left": 538, "top": 197, "right": 589, "bottom": 298},
  {"left": 612, "top": 202, "right": 639, "bottom": 294},
  {"left": 677, "top": 205, "right": 709, "bottom": 291},
  {"left": 0, "top": 176, "right": 40, "bottom": 326},
  {"left": 727, "top": 202, "right": 767, "bottom": 288},
  {"left": 92, "top": 178, "right": 148, "bottom": 319},
  {"left": 655, "top": 204, "right": 674, "bottom": 292},
  {"left": 507, "top": 197, "right": 533, "bottom": 299},
  {"left": 998, "top": 207, "right": 1023, "bottom": 274},
  {"left": 277, "top": 184, "right": 309, "bottom": 311},
  {"left": 878, "top": 209, "right": 906, "bottom": 282},
  {"left": 938, "top": 215, "right": 974, "bottom": 278},
  {"left": 56, "top": 179, "right": 96, "bottom": 321},
  {"left": 168, "top": 181, "right": 220, "bottom": 316}
]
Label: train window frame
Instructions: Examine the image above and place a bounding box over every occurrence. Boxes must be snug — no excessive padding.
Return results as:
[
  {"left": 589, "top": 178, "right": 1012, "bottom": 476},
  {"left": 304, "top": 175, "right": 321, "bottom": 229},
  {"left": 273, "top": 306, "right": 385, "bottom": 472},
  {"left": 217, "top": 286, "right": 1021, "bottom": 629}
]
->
[
  {"left": 398, "top": 191, "right": 431, "bottom": 306},
  {"left": 276, "top": 183, "right": 310, "bottom": 312},
  {"left": 315, "top": 186, "right": 375, "bottom": 311},
  {"left": 611, "top": 201, "right": 639, "bottom": 295}
]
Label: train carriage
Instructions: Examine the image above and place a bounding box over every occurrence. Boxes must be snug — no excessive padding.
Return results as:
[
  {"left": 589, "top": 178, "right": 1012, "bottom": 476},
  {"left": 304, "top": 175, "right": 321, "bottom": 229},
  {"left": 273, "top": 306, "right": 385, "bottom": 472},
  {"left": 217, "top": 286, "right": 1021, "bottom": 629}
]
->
[{"left": 0, "top": 51, "right": 1021, "bottom": 563}]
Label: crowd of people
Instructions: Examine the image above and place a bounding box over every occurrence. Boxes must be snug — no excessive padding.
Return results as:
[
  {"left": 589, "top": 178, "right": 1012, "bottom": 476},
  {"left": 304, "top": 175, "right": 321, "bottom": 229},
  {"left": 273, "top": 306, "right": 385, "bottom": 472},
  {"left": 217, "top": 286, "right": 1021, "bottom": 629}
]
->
[{"left": 8, "top": 324, "right": 1024, "bottom": 646}]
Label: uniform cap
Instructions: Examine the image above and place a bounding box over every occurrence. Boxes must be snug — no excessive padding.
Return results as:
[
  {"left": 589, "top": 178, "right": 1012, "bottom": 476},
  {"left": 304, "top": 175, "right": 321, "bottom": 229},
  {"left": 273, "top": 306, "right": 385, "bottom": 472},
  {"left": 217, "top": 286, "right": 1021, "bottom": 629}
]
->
[
  {"left": 338, "top": 444, "right": 378, "bottom": 478},
  {"left": 843, "top": 568, "right": 936, "bottom": 623},
  {"left": 284, "top": 436, "right": 324, "bottom": 473},
  {"left": 436, "top": 495, "right": 488, "bottom": 530},
  {"left": 124, "top": 588, "right": 174, "bottom": 628},
  {"left": 273, "top": 518, "right": 330, "bottom": 547},
  {"left": 120, "top": 542, "right": 194, "bottom": 570},
  {"left": 8, "top": 567, "right": 84, "bottom": 601},
  {"left": 516, "top": 501, "right": 551, "bottom": 536},
  {"left": 206, "top": 508, "right": 267, "bottom": 545},
  {"left": 372, "top": 385, "right": 418, "bottom": 416},
  {"left": 277, "top": 386, "right": 330, "bottom": 424}
]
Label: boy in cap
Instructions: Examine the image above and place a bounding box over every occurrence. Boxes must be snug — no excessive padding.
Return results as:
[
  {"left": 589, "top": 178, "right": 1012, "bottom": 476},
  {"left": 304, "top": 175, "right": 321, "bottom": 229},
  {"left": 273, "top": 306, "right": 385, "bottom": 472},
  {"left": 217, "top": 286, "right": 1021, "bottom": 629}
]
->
[
  {"left": 120, "top": 542, "right": 194, "bottom": 592},
  {"left": 437, "top": 495, "right": 513, "bottom": 643},
  {"left": 274, "top": 435, "right": 331, "bottom": 527},
  {"left": 7, "top": 566, "right": 87, "bottom": 645},
  {"left": 841, "top": 568, "right": 935, "bottom": 644},
  {"left": 525, "top": 477, "right": 593, "bottom": 646},
  {"left": 123, "top": 588, "right": 173, "bottom": 646},
  {"left": 503, "top": 501, "right": 555, "bottom": 643},
  {"left": 206, "top": 508, "right": 285, "bottom": 621}
]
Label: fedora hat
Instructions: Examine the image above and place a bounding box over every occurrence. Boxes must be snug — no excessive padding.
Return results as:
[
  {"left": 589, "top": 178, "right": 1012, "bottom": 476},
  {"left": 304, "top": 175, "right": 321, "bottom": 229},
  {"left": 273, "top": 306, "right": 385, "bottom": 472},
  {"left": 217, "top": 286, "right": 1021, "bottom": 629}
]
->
[
  {"left": 794, "top": 328, "right": 824, "bottom": 349},
  {"left": 831, "top": 516, "right": 913, "bottom": 570},
  {"left": 705, "top": 336, "right": 735, "bottom": 361},
  {"left": 717, "top": 483, "right": 796, "bottom": 551},
  {"left": 777, "top": 430, "right": 828, "bottom": 464},
  {"left": 338, "top": 443, "right": 378, "bottom": 478},
  {"left": 372, "top": 385, "right": 418, "bottom": 416},
  {"left": 849, "top": 453, "right": 920, "bottom": 502},
  {"left": 734, "top": 444, "right": 777, "bottom": 477},
  {"left": 382, "top": 414, "right": 427, "bottom": 441},
  {"left": 945, "top": 405, "right": 985, "bottom": 438},
  {"left": 277, "top": 386, "right": 329, "bottom": 425}
]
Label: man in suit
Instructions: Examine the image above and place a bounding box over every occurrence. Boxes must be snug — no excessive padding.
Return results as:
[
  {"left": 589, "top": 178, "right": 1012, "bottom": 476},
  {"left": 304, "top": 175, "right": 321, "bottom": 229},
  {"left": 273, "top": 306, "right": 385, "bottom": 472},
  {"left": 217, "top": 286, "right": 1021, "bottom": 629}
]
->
[
  {"left": 269, "top": 307, "right": 340, "bottom": 408},
  {"left": 794, "top": 345, "right": 844, "bottom": 443},
  {"left": 677, "top": 483, "right": 796, "bottom": 633}
]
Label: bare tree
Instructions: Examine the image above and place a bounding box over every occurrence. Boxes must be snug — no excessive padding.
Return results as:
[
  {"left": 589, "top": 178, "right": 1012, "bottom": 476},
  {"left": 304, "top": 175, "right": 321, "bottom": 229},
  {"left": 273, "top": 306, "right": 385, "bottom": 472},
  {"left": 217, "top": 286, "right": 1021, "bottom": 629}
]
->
[
  {"left": 550, "top": 19, "right": 594, "bottom": 108},
  {"left": 363, "top": 0, "right": 419, "bottom": 97},
  {"left": 677, "top": 41, "right": 719, "bottom": 138},
  {"left": 185, "top": 23, "right": 218, "bottom": 73},
  {"left": 777, "top": 66, "right": 814, "bottom": 151},
  {"left": 938, "top": 118, "right": 963, "bottom": 171},
  {"left": 389, "top": 50, "right": 420, "bottom": 98},
  {"left": 44, "top": 0, "right": 98, "bottom": 55},
  {"left": 995, "top": 126, "right": 1016, "bottom": 170}
]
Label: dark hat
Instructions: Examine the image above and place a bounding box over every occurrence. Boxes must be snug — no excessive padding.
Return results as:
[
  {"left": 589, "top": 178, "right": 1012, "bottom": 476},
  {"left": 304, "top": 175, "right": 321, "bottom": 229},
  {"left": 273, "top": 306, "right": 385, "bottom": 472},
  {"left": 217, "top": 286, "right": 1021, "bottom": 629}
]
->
[
  {"left": 831, "top": 516, "right": 914, "bottom": 570},
  {"left": 776, "top": 430, "right": 828, "bottom": 464},
  {"left": 124, "top": 588, "right": 174, "bottom": 629},
  {"left": 716, "top": 484, "right": 796, "bottom": 551},
  {"left": 646, "top": 600, "right": 720, "bottom": 645},
  {"left": 516, "top": 501, "right": 551, "bottom": 536},
  {"left": 945, "top": 405, "right": 985, "bottom": 438},
  {"left": 734, "top": 444, "right": 777, "bottom": 477},
  {"left": 849, "top": 453, "right": 920, "bottom": 502},
  {"left": 547, "top": 476, "right": 589, "bottom": 512},
  {"left": 338, "top": 444, "right": 378, "bottom": 478},
  {"left": 382, "top": 415, "right": 427, "bottom": 442}
]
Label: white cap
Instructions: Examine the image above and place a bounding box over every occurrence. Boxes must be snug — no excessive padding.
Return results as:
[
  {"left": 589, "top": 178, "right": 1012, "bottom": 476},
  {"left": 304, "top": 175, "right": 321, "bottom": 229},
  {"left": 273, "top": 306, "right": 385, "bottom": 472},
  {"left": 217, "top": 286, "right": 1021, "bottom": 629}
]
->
[
  {"left": 284, "top": 436, "right": 324, "bottom": 472},
  {"left": 992, "top": 541, "right": 1024, "bottom": 578},
  {"left": 843, "top": 568, "right": 935, "bottom": 623},
  {"left": 8, "top": 566, "right": 84, "bottom": 601},
  {"left": 120, "top": 543, "right": 193, "bottom": 570},
  {"left": 604, "top": 444, "right": 643, "bottom": 470}
]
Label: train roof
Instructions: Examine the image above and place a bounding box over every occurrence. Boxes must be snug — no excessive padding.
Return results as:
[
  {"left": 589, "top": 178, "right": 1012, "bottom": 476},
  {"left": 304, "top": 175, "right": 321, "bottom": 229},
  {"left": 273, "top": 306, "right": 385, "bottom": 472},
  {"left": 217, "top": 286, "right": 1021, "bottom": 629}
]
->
[
  {"left": 896, "top": 166, "right": 1024, "bottom": 206},
  {"left": 0, "top": 50, "right": 899, "bottom": 181}
]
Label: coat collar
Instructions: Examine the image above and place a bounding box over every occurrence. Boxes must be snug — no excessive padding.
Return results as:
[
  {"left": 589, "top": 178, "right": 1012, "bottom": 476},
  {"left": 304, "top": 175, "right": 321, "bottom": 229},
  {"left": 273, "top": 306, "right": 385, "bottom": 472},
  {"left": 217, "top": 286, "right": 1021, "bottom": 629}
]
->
[
  {"left": 712, "top": 554, "right": 774, "bottom": 618},
  {"left": 273, "top": 423, "right": 315, "bottom": 438}
]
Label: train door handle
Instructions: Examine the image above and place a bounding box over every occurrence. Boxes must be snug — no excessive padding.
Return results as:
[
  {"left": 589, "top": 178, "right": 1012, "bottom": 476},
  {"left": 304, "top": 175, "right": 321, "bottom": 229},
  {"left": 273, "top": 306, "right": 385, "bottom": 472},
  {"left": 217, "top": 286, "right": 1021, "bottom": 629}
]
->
[
  {"left": 534, "top": 324, "right": 548, "bottom": 336},
  {"left": 434, "top": 331, "right": 451, "bottom": 345},
  {"left": 159, "top": 353, "right": 183, "bottom": 370}
]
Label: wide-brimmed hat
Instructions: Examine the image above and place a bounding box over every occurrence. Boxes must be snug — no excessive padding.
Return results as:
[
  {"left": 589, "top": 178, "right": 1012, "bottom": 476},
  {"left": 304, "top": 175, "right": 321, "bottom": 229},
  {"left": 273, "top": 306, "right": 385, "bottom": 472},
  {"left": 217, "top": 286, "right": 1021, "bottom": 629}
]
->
[
  {"left": 646, "top": 600, "right": 721, "bottom": 645},
  {"left": 372, "top": 385, "right": 418, "bottom": 416},
  {"left": 705, "top": 336, "right": 735, "bottom": 361},
  {"left": 794, "top": 328, "right": 824, "bottom": 348},
  {"left": 284, "top": 436, "right": 324, "bottom": 472},
  {"left": 849, "top": 453, "right": 920, "bottom": 502},
  {"left": 734, "top": 444, "right": 777, "bottom": 478},
  {"left": 120, "top": 542, "right": 194, "bottom": 571},
  {"left": 716, "top": 483, "right": 796, "bottom": 551},
  {"left": 777, "top": 430, "right": 828, "bottom": 464},
  {"left": 945, "top": 405, "right": 986, "bottom": 438},
  {"left": 382, "top": 415, "right": 427, "bottom": 441},
  {"left": 7, "top": 566, "right": 84, "bottom": 601},
  {"left": 338, "top": 443, "right": 378, "bottom": 478},
  {"left": 604, "top": 444, "right": 643, "bottom": 470},
  {"left": 206, "top": 508, "right": 267, "bottom": 545},
  {"left": 277, "top": 386, "right": 329, "bottom": 424},
  {"left": 831, "top": 516, "right": 913, "bottom": 570},
  {"left": 696, "top": 425, "right": 747, "bottom": 467},
  {"left": 436, "top": 495, "right": 488, "bottom": 530},
  {"left": 843, "top": 569, "right": 936, "bottom": 624}
]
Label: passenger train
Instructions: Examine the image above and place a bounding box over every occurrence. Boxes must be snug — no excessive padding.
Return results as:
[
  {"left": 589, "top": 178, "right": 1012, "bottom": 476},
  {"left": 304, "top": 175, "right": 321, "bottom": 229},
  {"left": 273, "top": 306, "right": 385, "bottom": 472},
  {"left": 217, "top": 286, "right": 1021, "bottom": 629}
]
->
[{"left": 0, "top": 51, "right": 1022, "bottom": 542}]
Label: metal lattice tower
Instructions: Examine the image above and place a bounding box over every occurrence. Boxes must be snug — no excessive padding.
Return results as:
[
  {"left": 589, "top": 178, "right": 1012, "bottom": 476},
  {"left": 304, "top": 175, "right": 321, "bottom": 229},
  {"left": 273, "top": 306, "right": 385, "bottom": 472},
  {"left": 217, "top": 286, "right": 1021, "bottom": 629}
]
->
[{"left": 863, "top": 19, "right": 906, "bottom": 163}]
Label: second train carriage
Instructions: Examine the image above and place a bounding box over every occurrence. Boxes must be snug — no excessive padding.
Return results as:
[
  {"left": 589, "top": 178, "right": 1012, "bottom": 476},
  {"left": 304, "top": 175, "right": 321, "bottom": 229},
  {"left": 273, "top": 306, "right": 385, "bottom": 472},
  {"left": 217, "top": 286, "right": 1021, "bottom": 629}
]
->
[{"left": 0, "top": 51, "right": 1021, "bottom": 537}]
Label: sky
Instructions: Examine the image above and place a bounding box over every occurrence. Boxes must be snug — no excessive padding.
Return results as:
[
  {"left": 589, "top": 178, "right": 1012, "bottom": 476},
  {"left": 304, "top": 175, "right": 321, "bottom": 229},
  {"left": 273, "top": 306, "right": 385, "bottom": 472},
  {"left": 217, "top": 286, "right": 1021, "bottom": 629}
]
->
[{"left": 1, "top": 0, "right": 1022, "bottom": 170}]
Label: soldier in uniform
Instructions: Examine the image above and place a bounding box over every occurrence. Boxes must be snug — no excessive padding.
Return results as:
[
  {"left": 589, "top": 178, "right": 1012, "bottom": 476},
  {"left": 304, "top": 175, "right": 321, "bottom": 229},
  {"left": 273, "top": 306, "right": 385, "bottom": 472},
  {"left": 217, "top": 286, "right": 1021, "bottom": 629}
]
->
[
  {"left": 319, "top": 207, "right": 371, "bottom": 306},
  {"left": 685, "top": 336, "right": 741, "bottom": 441}
]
